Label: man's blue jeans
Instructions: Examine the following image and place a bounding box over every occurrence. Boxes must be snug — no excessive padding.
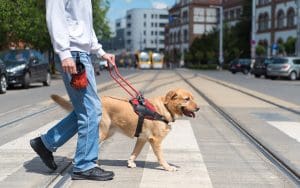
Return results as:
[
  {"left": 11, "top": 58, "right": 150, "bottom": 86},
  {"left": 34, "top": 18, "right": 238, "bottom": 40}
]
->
[{"left": 41, "top": 52, "right": 102, "bottom": 172}]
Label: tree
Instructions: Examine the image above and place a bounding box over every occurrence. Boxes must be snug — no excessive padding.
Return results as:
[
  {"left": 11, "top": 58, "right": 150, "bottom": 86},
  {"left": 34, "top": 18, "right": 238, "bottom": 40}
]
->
[
  {"left": 284, "top": 37, "right": 296, "bottom": 55},
  {"left": 0, "top": 0, "right": 110, "bottom": 50}
]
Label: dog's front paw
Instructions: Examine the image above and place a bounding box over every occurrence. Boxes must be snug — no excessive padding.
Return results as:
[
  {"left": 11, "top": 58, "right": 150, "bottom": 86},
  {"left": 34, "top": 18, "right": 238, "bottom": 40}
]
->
[
  {"left": 127, "top": 160, "right": 137, "bottom": 168},
  {"left": 165, "top": 166, "right": 177, "bottom": 172}
]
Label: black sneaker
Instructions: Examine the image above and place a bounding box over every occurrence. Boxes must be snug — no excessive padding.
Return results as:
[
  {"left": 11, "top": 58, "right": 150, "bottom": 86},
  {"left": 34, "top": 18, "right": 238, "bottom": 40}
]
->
[
  {"left": 72, "top": 166, "right": 114, "bottom": 181},
  {"left": 30, "top": 137, "right": 57, "bottom": 170}
]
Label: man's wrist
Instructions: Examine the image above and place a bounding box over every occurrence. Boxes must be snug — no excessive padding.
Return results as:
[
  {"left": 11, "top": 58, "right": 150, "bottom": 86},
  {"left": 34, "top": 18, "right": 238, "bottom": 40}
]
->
[{"left": 59, "top": 50, "right": 72, "bottom": 62}]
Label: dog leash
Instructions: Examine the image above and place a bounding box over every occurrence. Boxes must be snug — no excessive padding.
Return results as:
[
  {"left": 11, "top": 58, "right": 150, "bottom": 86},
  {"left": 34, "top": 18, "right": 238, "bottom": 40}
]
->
[{"left": 107, "top": 62, "right": 169, "bottom": 137}]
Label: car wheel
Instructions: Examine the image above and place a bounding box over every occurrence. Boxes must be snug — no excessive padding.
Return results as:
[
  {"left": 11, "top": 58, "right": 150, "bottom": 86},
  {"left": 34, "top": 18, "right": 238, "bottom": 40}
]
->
[
  {"left": 43, "top": 72, "right": 51, "bottom": 86},
  {"left": 0, "top": 75, "right": 7, "bottom": 94},
  {"left": 289, "top": 71, "right": 297, "bottom": 81},
  {"left": 243, "top": 69, "right": 249, "bottom": 75},
  {"left": 254, "top": 74, "right": 261, "bottom": 78},
  {"left": 231, "top": 71, "right": 236, "bottom": 74},
  {"left": 22, "top": 72, "right": 31, "bottom": 89}
]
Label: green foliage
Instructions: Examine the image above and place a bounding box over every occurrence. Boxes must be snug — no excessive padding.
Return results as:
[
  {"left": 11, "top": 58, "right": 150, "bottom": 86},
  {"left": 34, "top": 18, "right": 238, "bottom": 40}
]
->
[
  {"left": 0, "top": 0, "right": 110, "bottom": 50},
  {"left": 256, "top": 44, "right": 266, "bottom": 56},
  {"left": 284, "top": 36, "right": 296, "bottom": 55},
  {"left": 92, "top": 0, "right": 111, "bottom": 40}
]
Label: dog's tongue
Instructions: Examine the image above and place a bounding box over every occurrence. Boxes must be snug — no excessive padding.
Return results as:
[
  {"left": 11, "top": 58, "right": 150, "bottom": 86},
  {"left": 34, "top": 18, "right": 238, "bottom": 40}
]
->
[
  {"left": 191, "top": 112, "right": 195, "bottom": 118},
  {"left": 183, "top": 109, "right": 195, "bottom": 118}
]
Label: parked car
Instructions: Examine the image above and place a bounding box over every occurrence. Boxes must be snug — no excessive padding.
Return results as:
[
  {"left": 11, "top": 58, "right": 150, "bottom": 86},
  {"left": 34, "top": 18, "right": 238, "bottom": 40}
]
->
[
  {"left": 252, "top": 57, "right": 273, "bottom": 78},
  {"left": 99, "top": 60, "right": 108, "bottom": 70},
  {"left": 1, "top": 49, "right": 51, "bottom": 88},
  {"left": 90, "top": 54, "right": 100, "bottom": 75},
  {"left": 266, "top": 57, "right": 300, "bottom": 80},
  {"left": 229, "top": 58, "right": 251, "bottom": 74},
  {"left": 0, "top": 58, "right": 7, "bottom": 94}
]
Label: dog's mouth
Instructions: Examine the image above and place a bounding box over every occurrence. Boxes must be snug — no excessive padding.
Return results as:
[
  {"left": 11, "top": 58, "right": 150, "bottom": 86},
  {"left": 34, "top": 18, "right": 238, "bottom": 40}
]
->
[{"left": 181, "top": 107, "right": 195, "bottom": 118}]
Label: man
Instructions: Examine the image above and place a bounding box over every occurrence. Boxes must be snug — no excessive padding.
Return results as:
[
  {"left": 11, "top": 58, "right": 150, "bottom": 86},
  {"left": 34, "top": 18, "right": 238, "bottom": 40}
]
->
[{"left": 30, "top": 0, "right": 115, "bottom": 181}]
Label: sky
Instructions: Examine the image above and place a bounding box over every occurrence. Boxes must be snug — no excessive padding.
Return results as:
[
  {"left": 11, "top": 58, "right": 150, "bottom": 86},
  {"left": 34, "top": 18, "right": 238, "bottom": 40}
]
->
[{"left": 106, "top": 0, "right": 176, "bottom": 33}]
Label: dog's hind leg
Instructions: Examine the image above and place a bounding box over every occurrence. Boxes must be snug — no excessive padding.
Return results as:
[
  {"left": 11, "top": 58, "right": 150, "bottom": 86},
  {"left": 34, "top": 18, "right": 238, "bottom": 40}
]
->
[
  {"left": 149, "top": 138, "right": 177, "bottom": 171},
  {"left": 99, "top": 112, "right": 112, "bottom": 141},
  {"left": 127, "top": 138, "right": 147, "bottom": 168}
]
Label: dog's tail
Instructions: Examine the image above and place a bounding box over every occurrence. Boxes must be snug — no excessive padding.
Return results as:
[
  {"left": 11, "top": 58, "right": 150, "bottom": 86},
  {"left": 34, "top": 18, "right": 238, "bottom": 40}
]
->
[{"left": 51, "top": 94, "right": 73, "bottom": 112}]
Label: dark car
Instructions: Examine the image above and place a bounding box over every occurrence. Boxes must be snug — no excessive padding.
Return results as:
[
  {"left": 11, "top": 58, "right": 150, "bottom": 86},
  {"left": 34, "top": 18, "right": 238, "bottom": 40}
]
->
[
  {"left": 1, "top": 49, "right": 51, "bottom": 88},
  {"left": 252, "top": 57, "right": 273, "bottom": 78},
  {"left": 229, "top": 58, "right": 251, "bottom": 74},
  {"left": 90, "top": 54, "right": 100, "bottom": 75},
  {"left": 0, "top": 58, "right": 7, "bottom": 94}
]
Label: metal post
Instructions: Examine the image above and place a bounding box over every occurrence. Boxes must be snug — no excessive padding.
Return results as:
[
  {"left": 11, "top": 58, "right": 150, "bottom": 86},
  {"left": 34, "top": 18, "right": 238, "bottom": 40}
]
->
[
  {"left": 211, "top": 5, "right": 224, "bottom": 69},
  {"left": 219, "top": 6, "right": 224, "bottom": 68},
  {"left": 296, "top": 0, "right": 300, "bottom": 56},
  {"left": 251, "top": 0, "right": 256, "bottom": 59}
]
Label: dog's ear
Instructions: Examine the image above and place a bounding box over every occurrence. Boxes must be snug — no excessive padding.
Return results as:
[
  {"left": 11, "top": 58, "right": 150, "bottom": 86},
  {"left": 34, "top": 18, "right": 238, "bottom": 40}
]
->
[{"left": 164, "top": 90, "right": 177, "bottom": 104}]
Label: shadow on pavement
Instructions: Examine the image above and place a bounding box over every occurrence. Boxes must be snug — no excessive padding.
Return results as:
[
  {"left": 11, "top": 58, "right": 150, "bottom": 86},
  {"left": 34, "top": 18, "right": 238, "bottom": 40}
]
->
[
  {"left": 99, "top": 159, "right": 179, "bottom": 171},
  {"left": 23, "top": 156, "right": 72, "bottom": 175}
]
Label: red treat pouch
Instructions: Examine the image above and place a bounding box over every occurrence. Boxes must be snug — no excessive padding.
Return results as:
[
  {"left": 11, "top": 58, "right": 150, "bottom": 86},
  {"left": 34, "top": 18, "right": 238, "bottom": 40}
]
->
[{"left": 70, "top": 57, "right": 88, "bottom": 89}]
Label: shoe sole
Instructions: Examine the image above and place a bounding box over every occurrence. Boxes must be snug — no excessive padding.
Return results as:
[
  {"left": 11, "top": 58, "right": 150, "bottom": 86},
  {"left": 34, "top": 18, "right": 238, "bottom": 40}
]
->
[
  {"left": 71, "top": 174, "right": 114, "bottom": 181},
  {"left": 29, "top": 140, "right": 57, "bottom": 170}
]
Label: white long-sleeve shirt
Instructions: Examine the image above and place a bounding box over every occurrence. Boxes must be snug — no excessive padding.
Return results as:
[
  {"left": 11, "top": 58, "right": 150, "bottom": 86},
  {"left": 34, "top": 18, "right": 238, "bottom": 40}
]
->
[{"left": 46, "top": 0, "right": 106, "bottom": 61}]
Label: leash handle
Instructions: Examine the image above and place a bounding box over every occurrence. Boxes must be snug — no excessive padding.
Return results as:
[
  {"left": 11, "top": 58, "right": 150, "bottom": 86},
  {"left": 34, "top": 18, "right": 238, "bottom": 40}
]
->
[{"left": 107, "top": 62, "right": 141, "bottom": 98}]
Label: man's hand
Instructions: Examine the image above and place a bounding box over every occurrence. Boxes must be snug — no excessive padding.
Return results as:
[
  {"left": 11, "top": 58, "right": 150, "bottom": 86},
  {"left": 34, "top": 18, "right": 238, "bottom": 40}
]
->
[
  {"left": 102, "top": 53, "right": 115, "bottom": 66},
  {"left": 62, "top": 58, "right": 77, "bottom": 74}
]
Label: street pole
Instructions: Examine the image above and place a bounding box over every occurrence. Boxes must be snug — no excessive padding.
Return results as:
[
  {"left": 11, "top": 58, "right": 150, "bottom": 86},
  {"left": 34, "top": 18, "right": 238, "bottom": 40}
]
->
[
  {"left": 210, "top": 5, "right": 224, "bottom": 69},
  {"left": 296, "top": 0, "right": 300, "bottom": 56},
  {"left": 219, "top": 6, "right": 224, "bottom": 69},
  {"left": 251, "top": 0, "right": 256, "bottom": 60}
]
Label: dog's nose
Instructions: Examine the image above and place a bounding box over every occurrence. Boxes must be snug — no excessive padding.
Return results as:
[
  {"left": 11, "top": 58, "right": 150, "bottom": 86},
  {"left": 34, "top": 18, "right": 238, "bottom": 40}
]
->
[{"left": 195, "top": 107, "right": 200, "bottom": 111}]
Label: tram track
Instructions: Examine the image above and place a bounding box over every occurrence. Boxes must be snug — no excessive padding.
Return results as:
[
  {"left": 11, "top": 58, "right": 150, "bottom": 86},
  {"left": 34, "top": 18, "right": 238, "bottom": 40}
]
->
[{"left": 177, "top": 71, "right": 300, "bottom": 186}]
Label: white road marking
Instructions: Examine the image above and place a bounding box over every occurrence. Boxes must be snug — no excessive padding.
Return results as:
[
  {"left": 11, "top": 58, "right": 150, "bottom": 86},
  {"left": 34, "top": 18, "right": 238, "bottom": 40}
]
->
[
  {"left": 267, "top": 121, "right": 300, "bottom": 142},
  {"left": 0, "top": 120, "right": 59, "bottom": 181},
  {"left": 140, "top": 120, "right": 213, "bottom": 188}
]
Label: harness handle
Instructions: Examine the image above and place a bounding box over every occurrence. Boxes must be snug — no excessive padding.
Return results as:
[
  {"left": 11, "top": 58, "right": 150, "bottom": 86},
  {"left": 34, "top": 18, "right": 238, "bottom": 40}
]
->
[{"left": 107, "top": 62, "right": 141, "bottom": 98}]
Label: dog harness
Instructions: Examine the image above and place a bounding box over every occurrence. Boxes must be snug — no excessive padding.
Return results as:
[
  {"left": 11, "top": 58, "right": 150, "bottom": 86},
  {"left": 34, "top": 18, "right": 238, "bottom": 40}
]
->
[
  {"left": 107, "top": 62, "right": 170, "bottom": 137},
  {"left": 130, "top": 95, "right": 169, "bottom": 137}
]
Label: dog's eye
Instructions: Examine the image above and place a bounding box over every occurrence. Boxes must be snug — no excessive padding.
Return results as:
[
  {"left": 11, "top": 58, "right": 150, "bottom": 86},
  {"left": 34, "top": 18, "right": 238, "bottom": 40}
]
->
[{"left": 184, "top": 97, "right": 190, "bottom": 101}]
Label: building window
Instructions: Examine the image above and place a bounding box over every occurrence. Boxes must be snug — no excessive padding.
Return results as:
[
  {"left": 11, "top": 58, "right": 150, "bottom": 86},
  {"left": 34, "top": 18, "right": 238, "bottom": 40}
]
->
[
  {"left": 183, "top": 10, "right": 188, "bottom": 23},
  {"left": 258, "top": 13, "right": 269, "bottom": 31},
  {"left": 236, "top": 8, "right": 241, "bottom": 19},
  {"left": 230, "top": 10, "right": 234, "bottom": 20},
  {"left": 277, "top": 10, "right": 285, "bottom": 29},
  {"left": 177, "top": 31, "right": 181, "bottom": 43},
  {"left": 127, "top": 14, "right": 131, "bottom": 19},
  {"left": 127, "top": 23, "right": 131, "bottom": 28},
  {"left": 144, "top": 14, "right": 147, "bottom": 18},
  {"left": 144, "top": 31, "right": 146, "bottom": 35},
  {"left": 159, "top": 23, "right": 166, "bottom": 27},
  {"left": 287, "top": 8, "right": 295, "bottom": 27},
  {"left": 184, "top": 29, "right": 188, "bottom": 42},
  {"left": 224, "top": 11, "right": 229, "bottom": 21},
  {"left": 144, "top": 22, "right": 146, "bottom": 27}
]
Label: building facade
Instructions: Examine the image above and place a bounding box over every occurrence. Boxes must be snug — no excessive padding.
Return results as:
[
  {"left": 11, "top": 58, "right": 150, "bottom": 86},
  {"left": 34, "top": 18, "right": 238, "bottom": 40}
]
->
[
  {"left": 223, "top": 0, "right": 245, "bottom": 26},
  {"left": 125, "top": 8, "right": 169, "bottom": 52},
  {"left": 255, "top": 0, "right": 297, "bottom": 56},
  {"left": 165, "top": 0, "right": 221, "bottom": 58}
]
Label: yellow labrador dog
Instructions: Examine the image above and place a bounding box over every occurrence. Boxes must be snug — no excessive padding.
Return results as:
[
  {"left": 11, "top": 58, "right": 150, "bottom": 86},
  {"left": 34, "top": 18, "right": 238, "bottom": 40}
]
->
[{"left": 51, "top": 88, "right": 199, "bottom": 171}]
